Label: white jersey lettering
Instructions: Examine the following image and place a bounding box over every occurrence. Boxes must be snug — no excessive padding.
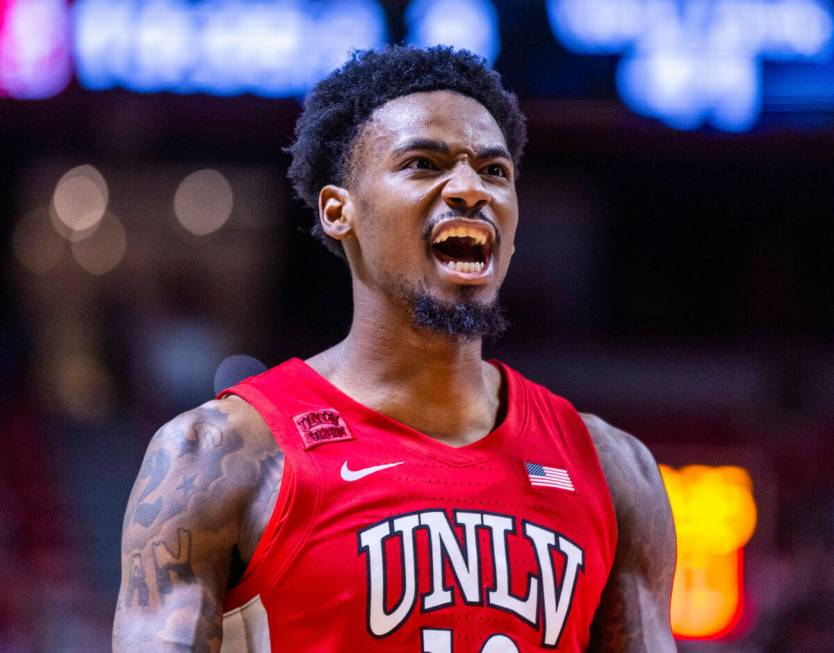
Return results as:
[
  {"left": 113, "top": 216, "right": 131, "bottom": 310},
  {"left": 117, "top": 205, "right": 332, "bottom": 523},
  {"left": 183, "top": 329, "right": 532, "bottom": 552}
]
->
[
  {"left": 358, "top": 510, "right": 586, "bottom": 643},
  {"left": 359, "top": 514, "right": 420, "bottom": 637}
]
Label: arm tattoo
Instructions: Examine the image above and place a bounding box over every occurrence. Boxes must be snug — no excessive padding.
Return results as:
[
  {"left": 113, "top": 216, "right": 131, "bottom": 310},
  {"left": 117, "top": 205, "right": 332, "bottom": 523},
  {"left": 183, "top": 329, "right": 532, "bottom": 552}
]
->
[
  {"left": 253, "top": 452, "right": 284, "bottom": 511},
  {"left": 126, "top": 408, "right": 244, "bottom": 532},
  {"left": 114, "top": 399, "right": 282, "bottom": 652},
  {"left": 153, "top": 528, "right": 196, "bottom": 598},
  {"left": 177, "top": 475, "right": 198, "bottom": 495},
  {"left": 157, "top": 587, "right": 223, "bottom": 653},
  {"left": 126, "top": 553, "right": 150, "bottom": 608},
  {"left": 239, "top": 451, "right": 285, "bottom": 561},
  {"left": 133, "top": 448, "right": 171, "bottom": 527}
]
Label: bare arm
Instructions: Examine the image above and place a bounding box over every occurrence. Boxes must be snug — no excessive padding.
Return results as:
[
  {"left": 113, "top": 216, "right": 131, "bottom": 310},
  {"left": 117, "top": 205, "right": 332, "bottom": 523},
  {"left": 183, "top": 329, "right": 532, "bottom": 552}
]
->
[
  {"left": 113, "top": 398, "right": 282, "bottom": 652},
  {"left": 583, "top": 414, "right": 677, "bottom": 653}
]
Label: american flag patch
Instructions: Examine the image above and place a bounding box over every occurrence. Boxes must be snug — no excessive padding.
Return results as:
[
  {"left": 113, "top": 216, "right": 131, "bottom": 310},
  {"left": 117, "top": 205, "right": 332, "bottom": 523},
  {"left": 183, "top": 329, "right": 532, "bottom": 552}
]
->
[{"left": 525, "top": 462, "right": 575, "bottom": 492}]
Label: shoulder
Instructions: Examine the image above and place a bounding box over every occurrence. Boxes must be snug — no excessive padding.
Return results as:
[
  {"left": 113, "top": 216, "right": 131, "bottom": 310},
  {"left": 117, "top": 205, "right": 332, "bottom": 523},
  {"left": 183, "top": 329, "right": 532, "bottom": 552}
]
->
[
  {"left": 158, "top": 395, "right": 273, "bottom": 450},
  {"left": 150, "top": 395, "right": 278, "bottom": 479},
  {"left": 580, "top": 413, "right": 667, "bottom": 511},
  {"left": 129, "top": 396, "right": 281, "bottom": 538},
  {"left": 579, "top": 413, "right": 675, "bottom": 579}
]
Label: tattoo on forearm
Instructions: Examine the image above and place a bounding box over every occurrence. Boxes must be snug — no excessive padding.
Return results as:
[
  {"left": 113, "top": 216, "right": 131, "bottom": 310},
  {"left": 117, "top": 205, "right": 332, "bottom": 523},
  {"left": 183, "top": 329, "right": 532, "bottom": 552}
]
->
[{"left": 153, "top": 528, "right": 196, "bottom": 599}]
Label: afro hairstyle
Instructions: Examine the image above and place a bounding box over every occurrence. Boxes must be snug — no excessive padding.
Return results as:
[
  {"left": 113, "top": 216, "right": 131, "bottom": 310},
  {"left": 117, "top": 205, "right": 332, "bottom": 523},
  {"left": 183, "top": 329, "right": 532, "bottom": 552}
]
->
[{"left": 286, "top": 44, "right": 527, "bottom": 258}]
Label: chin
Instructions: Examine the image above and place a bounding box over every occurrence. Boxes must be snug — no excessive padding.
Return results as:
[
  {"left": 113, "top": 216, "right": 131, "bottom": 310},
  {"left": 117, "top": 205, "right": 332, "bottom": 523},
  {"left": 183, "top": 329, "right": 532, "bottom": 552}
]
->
[{"left": 410, "top": 289, "right": 508, "bottom": 341}]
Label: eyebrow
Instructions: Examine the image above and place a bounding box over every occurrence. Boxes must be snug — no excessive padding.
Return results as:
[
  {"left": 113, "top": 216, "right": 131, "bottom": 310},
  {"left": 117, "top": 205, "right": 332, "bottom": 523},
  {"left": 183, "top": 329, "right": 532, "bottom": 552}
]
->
[
  {"left": 392, "top": 138, "right": 511, "bottom": 161},
  {"left": 475, "top": 145, "right": 513, "bottom": 161}
]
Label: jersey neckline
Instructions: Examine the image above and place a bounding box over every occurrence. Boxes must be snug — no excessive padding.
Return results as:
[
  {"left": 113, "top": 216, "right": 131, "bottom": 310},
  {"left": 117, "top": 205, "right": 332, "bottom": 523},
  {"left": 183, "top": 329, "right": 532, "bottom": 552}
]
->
[{"left": 284, "top": 357, "right": 529, "bottom": 466}]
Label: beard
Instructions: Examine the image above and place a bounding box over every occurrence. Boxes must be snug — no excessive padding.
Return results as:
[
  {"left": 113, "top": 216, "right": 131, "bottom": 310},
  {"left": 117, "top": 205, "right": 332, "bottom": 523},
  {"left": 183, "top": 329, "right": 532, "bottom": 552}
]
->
[{"left": 396, "top": 282, "right": 509, "bottom": 342}]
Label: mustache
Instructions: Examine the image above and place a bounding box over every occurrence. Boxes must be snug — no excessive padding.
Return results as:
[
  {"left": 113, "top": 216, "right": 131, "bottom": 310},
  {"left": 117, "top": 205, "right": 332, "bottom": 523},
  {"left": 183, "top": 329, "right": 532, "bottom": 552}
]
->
[{"left": 421, "top": 209, "right": 500, "bottom": 246}]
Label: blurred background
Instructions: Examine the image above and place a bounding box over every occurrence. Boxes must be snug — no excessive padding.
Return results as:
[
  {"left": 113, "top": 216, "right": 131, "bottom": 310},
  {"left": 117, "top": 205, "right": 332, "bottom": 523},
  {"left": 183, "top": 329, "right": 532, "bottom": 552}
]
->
[{"left": 1, "top": 0, "right": 833, "bottom": 651}]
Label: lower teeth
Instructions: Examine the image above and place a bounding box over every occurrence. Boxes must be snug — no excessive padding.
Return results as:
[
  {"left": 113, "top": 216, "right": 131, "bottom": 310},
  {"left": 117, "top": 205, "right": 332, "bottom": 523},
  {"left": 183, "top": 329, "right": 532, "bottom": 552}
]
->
[{"left": 446, "top": 260, "right": 484, "bottom": 273}]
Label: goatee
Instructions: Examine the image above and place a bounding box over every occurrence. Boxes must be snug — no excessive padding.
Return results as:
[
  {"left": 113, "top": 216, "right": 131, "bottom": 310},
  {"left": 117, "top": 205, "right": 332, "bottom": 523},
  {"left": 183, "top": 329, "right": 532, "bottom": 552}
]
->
[{"left": 407, "top": 287, "right": 509, "bottom": 341}]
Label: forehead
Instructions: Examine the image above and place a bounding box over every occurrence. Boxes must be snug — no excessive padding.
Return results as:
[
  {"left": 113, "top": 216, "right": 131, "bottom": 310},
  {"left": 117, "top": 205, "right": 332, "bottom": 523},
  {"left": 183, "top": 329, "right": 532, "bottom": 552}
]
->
[{"left": 361, "top": 90, "right": 507, "bottom": 157}]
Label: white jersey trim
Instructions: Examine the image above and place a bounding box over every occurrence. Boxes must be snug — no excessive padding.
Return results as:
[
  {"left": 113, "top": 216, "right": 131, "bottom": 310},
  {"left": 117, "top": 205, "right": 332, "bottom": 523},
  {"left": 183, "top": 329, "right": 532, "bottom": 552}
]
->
[{"left": 221, "top": 594, "right": 271, "bottom": 652}]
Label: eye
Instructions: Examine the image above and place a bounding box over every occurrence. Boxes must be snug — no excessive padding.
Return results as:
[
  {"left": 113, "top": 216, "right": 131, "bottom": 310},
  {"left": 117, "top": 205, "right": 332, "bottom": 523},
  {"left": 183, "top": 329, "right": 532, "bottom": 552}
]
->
[
  {"left": 403, "top": 157, "right": 438, "bottom": 171},
  {"left": 481, "top": 163, "right": 509, "bottom": 178}
]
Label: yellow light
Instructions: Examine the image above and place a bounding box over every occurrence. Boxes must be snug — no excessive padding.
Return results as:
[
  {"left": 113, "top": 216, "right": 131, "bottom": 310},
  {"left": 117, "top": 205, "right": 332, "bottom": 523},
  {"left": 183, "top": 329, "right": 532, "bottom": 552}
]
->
[{"left": 660, "top": 464, "right": 756, "bottom": 639}]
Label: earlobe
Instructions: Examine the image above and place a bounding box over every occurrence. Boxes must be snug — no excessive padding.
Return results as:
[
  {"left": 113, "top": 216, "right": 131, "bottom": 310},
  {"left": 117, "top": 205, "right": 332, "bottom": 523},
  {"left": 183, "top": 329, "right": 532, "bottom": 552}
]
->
[{"left": 318, "top": 185, "right": 354, "bottom": 241}]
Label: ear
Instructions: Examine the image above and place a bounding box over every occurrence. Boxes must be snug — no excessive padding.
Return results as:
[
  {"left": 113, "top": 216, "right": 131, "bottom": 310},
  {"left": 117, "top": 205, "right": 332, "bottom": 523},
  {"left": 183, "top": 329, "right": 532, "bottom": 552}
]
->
[{"left": 318, "top": 185, "right": 355, "bottom": 241}]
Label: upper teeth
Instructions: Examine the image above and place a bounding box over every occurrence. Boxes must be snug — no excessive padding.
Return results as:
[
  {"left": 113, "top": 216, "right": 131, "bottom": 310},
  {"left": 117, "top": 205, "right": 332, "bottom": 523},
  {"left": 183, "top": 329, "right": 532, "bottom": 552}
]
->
[{"left": 433, "top": 226, "right": 488, "bottom": 245}]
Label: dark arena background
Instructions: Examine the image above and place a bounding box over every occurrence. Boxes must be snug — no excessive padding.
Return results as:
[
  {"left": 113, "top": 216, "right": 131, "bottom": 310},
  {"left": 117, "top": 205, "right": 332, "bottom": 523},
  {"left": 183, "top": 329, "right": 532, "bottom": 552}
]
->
[{"left": 2, "top": 0, "right": 833, "bottom": 650}]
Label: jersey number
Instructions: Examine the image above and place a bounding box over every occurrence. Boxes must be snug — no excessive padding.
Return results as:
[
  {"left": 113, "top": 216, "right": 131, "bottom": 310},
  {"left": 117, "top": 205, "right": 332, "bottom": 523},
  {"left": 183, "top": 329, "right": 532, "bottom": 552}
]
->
[{"left": 422, "top": 629, "right": 519, "bottom": 653}]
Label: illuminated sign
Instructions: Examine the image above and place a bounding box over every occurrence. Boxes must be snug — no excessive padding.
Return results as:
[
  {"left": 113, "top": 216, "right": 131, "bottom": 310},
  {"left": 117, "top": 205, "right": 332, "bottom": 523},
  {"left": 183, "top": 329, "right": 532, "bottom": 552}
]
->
[
  {"left": 660, "top": 464, "right": 757, "bottom": 639},
  {"left": 0, "top": 0, "right": 72, "bottom": 99},
  {"left": 548, "top": 0, "right": 834, "bottom": 131},
  {"left": 72, "top": 0, "right": 505, "bottom": 98},
  {"left": 73, "top": 0, "right": 389, "bottom": 97},
  {"left": 3, "top": 0, "right": 833, "bottom": 134}
]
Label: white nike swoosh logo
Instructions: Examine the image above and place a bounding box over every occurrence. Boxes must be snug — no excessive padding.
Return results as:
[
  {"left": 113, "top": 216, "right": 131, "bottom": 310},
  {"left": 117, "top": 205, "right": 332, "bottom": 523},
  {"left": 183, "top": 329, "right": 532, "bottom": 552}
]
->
[{"left": 340, "top": 460, "right": 404, "bottom": 482}]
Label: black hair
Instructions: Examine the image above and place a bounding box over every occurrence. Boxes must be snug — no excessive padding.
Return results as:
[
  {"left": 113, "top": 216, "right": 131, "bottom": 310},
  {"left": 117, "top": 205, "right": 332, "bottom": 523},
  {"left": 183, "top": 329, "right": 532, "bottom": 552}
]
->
[{"left": 287, "top": 44, "right": 527, "bottom": 257}]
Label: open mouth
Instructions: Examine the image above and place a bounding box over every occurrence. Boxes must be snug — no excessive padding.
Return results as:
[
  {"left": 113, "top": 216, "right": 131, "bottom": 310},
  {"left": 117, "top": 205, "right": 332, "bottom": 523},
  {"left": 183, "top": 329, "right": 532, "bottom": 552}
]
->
[{"left": 430, "top": 221, "right": 494, "bottom": 275}]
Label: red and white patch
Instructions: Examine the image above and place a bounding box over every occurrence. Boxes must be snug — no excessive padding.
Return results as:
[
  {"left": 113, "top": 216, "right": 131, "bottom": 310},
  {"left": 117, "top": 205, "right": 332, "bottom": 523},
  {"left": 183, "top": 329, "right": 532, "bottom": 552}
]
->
[{"left": 293, "top": 408, "right": 354, "bottom": 449}]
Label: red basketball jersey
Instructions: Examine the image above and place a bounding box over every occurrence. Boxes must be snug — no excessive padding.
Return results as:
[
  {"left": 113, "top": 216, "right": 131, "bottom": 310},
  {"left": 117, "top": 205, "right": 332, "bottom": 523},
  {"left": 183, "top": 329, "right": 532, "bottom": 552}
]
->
[{"left": 218, "top": 358, "right": 617, "bottom": 652}]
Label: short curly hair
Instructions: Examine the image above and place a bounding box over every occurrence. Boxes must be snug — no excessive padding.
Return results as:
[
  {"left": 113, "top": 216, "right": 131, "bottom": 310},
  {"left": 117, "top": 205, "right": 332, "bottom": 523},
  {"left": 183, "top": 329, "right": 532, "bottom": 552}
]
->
[{"left": 287, "top": 45, "right": 527, "bottom": 257}]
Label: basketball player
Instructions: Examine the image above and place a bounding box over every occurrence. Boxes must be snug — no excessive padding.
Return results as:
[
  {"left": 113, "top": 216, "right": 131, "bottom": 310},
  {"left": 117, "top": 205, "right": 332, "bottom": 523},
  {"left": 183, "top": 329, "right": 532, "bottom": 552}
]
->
[{"left": 114, "top": 46, "right": 676, "bottom": 652}]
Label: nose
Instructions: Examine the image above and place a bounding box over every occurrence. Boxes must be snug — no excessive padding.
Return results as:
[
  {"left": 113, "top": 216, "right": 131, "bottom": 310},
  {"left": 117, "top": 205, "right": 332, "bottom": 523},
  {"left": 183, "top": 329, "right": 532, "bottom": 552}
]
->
[{"left": 442, "top": 161, "right": 491, "bottom": 214}]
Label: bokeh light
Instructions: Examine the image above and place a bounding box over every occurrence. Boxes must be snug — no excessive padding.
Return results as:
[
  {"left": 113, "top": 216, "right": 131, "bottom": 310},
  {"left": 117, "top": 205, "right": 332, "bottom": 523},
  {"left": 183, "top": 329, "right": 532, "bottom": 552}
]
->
[
  {"left": 660, "top": 464, "right": 757, "bottom": 639},
  {"left": 73, "top": 0, "right": 388, "bottom": 97},
  {"left": 174, "top": 169, "right": 234, "bottom": 235},
  {"left": 12, "top": 207, "right": 65, "bottom": 274},
  {"left": 49, "top": 202, "right": 101, "bottom": 242},
  {"left": 54, "top": 353, "right": 115, "bottom": 423},
  {"left": 52, "top": 164, "right": 109, "bottom": 233},
  {"left": 314, "top": 1, "right": 389, "bottom": 79},
  {"left": 0, "top": 0, "right": 73, "bottom": 99},
  {"left": 405, "top": 0, "right": 500, "bottom": 64},
  {"left": 662, "top": 464, "right": 757, "bottom": 555},
  {"left": 548, "top": 0, "right": 834, "bottom": 131},
  {"left": 70, "top": 211, "right": 126, "bottom": 275}
]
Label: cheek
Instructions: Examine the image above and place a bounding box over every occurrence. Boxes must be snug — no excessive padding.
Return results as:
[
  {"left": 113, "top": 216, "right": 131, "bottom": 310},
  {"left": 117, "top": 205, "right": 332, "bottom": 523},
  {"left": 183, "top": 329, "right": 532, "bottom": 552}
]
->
[
  {"left": 360, "top": 182, "right": 433, "bottom": 254},
  {"left": 499, "top": 202, "right": 519, "bottom": 254},
  {"left": 356, "top": 211, "right": 425, "bottom": 267}
]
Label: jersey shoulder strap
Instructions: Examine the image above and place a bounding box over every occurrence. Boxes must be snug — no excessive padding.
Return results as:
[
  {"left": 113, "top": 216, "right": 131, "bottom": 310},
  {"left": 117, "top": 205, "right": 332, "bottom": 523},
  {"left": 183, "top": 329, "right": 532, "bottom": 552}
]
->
[{"left": 217, "top": 359, "right": 337, "bottom": 608}]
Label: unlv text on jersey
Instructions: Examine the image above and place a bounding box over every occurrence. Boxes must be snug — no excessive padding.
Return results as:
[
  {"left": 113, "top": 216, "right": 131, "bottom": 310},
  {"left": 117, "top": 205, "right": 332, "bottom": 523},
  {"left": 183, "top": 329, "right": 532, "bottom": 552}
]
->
[{"left": 358, "top": 509, "right": 585, "bottom": 648}]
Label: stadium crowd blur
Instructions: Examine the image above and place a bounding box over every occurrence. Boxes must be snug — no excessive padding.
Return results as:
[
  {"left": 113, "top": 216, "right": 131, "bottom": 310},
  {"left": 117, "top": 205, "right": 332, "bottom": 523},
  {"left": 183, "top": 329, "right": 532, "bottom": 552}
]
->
[{"left": 2, "top": 1, "right": 834, "bottom": 651}]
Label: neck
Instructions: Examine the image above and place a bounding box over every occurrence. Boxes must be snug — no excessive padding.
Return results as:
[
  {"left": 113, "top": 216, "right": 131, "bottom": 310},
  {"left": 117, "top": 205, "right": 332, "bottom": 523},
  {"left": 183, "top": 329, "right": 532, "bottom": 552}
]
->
[{"left": 306, "top": 284, "right": 502, "bottom": 446}]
